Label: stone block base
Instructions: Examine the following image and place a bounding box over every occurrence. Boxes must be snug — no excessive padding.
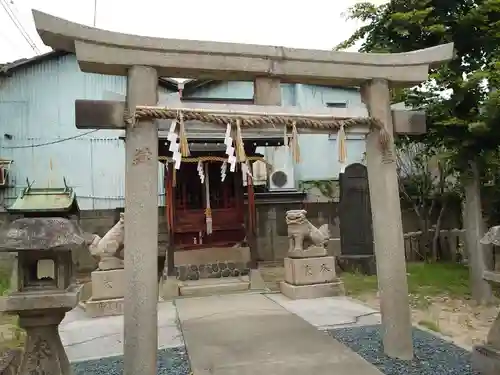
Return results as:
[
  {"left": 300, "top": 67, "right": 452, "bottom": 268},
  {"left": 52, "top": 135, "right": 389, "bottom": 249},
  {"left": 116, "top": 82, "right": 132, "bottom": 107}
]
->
[
  {"left": 472, "top": 344, "right": 500, "bottom": 375},
  {"left": 285, "top": 256, "right": 336, "bottom": 285},
  {"left": 91, "top": 269, "right": 125, "bottom": 300},
  {"left": 161, "top": 277, "right": 180, "bottom": 300},
  {"left": 249, "top": 269, "right": 266, "bottom": 290},
  {"left": 280, "top": 280, "right": 344, "bottom": 300},
  {"left": 170, "top": 247, "right": 252, "bottom": 281},
  {"left": 337, "top": 255, "right": 376, "bottom": 276},
  {"left": 83, "top": 297, "right": 124, "bottom": 318},
  {"left": 179, "top": 277, "right": 250, "bottom": 297}
]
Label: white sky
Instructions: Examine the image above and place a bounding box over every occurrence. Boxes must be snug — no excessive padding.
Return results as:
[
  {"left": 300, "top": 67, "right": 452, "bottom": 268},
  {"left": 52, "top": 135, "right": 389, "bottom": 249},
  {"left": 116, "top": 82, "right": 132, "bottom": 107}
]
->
[{"left": 0, "top": 0, "right": 388, "bottom": 65}]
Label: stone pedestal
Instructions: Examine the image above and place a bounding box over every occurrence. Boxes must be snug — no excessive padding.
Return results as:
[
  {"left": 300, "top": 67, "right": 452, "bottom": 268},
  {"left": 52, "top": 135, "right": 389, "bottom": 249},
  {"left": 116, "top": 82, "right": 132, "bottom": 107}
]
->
[
  {"left": 472, "top": 345, "right": 500, "bottom": 375},
  {"left": 0, "top": 285, "right": 81, "bottom": 375},
  {"left": 83, "top": 269, "right": 125, "bottom": 318},
  {"left": 472, "top": 307, "right": 500, "bottom": 375},
  {"left": 280, "top": 255, "right": 344, "bottom": 299},
  {"left": 17, "top": 311, "right": 71, "bottom": 375},
  {"left": 474, "top": 228, "right": 500, "bottom": 374}
]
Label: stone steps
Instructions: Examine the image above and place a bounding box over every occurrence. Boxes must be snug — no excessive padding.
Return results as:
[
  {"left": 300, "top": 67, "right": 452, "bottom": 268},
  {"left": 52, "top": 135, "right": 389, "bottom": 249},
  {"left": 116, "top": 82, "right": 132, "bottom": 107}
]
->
[{"left": 179, "top": 276, "right": 250, "bottom": 297}]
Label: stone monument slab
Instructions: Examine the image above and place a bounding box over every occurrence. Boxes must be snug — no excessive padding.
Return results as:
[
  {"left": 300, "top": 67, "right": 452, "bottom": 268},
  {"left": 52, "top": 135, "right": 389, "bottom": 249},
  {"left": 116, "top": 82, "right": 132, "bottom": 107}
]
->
[{"left": 284, "top": 256, "right": 336, "bottom": 285}]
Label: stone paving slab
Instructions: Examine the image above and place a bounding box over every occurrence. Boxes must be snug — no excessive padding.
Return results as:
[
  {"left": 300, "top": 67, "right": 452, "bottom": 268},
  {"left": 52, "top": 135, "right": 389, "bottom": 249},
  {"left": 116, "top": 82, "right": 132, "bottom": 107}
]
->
[
  {"left": 175, "top": 293, "right": 383, "bottom": 375},
  {"left": 60, "top": 301, "right": 183, "bottom": 362},
  {"left": 266, "top": 294, "right": 381, "bottom": 329}
]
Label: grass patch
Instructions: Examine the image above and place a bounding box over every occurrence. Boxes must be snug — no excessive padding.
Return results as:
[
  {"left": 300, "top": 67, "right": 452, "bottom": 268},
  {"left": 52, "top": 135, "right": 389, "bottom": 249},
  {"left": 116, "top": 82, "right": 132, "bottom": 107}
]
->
[
  {"left": 418, "top": 319, "right": 441, "bottom": 332},
  {"left": 0, "top": 266, "right": 25, "bottom": 350},
  {"left": 0, "top": 322, "right": 25, "bottom": 350},
  {"left": 406, "top": 262, "right": 470, "bottom": 298},
  {"left": 342, "top": 262, "right": 471, "bottom": 302},
  {"left": 341, "top": 272, "right": 378, "bottom": 296}
]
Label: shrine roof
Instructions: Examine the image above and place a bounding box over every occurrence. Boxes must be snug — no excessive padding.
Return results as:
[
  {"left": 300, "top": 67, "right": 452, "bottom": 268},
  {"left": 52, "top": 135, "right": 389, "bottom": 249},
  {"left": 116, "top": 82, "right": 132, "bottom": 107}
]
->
[
  {"left": 0, "top": 217, "right": 85, "bottom": 252},
  {"left": 7, "top": 186, "right": 79, "bottom": 214}
]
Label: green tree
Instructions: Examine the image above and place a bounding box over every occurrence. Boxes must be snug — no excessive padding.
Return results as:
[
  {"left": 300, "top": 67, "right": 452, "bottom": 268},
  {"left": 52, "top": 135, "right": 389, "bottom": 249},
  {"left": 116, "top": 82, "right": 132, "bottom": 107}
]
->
[
  {"left": 338, "top": 0, "right": 500, "bottom": 303},
  {"left": 396, "top": 141, "right": 461, "bottom": 262},
  {"left": 337, "top": 0, "right": 500, "bottom": 157}
]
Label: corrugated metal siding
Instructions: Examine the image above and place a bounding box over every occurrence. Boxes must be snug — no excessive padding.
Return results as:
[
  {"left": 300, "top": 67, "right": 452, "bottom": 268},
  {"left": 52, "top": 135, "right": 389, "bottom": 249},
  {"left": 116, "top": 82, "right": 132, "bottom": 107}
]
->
[
  {"left": 184, "top": 81, "right": 253, "bottom": 99},
  {"left": 183, "top": 81, "right": 297, "bottom": 106},
  {"left": 293, "top": 84, "right": 366, "bottom": 181},
  {"left": 0, "top": 54, "right": 172, "bottom": 210},
  {"left": 0, "top": 58, "right": 366, "bottom": 212}
]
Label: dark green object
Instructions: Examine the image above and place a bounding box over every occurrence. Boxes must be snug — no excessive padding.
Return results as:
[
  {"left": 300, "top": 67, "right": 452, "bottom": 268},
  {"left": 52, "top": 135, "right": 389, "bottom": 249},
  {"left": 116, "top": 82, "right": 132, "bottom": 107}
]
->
[{"left": 7, "top": 178, "right": 80, "bottom": 218}]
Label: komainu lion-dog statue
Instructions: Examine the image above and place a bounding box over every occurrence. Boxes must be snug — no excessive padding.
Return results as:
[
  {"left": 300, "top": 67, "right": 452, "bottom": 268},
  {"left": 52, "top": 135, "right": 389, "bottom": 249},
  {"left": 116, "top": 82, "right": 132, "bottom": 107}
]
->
[
  {"left": 88, "top": 213, "right": 125, "bottom": 270},
  {"left": 285, "top": 209, "right": 331, "bottom": 258}
]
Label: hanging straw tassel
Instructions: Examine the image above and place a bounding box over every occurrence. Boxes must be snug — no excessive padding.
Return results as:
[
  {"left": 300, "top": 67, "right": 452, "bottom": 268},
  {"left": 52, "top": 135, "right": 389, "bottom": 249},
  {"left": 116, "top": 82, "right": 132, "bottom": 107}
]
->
[
  {"left": 337, "top": 123, "right": 348, "bottom": 173},
  {"left": 337, "top": 123, "right": 347, "bottom": 164},
  {"left": 235, "top": 119, "right": 247, "bottom": 162},
  {"left": 178, "top": 111, "right": 190, "bottom": 157},
  {"left": 204, "top": 163, "right": 213, "bottom": 235},
  {"left": 284, "top": 124, "right": 288, "bottom": 148},
  {"left": 290, "top": 121, "right": 301, "bottom": 164}
]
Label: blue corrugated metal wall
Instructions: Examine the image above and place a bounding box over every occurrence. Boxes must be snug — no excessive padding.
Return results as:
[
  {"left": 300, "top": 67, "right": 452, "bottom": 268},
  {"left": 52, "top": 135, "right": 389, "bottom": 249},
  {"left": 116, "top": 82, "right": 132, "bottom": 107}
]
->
[
  {"left": 0, "top": 55, "right": 366, "bottom": 210},
  {"left": 0, "top": 54, "right": 171, "bottom": 210}
]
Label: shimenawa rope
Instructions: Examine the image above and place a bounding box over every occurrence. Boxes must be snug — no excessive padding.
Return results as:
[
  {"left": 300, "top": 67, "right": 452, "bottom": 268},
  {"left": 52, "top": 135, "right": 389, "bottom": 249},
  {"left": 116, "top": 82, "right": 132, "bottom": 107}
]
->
[{"left": 128, "top": 107, "right": 392, "bottom": 151}]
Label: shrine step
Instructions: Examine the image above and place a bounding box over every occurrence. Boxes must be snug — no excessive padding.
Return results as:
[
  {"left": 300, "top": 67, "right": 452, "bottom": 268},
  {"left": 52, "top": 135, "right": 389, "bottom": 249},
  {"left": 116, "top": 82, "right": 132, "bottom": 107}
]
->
[{"left": 179, "top": 276, "right": 250, "bottom": 297}]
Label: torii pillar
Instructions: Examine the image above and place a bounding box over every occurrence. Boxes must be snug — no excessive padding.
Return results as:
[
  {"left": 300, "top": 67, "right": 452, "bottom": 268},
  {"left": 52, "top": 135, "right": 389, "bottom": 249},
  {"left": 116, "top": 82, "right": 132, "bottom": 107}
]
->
[
  {"left": 363, "top": 79, "right": 413, "bottom": 359},
  {"left": 123, "top": 66, "right": 159, "bottom": 375}
]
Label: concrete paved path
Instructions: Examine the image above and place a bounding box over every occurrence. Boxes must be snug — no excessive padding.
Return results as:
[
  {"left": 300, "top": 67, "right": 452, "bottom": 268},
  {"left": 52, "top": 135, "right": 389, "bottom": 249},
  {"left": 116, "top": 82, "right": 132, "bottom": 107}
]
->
[
  {"left": 176, "top": 293, "right": 383, "bottom": 375},
  {"left": 267, "top": 294, "right": 381, "bottom": 329},
  {"left": 60, "top": 301, "right": 182, "bottom": 362}
]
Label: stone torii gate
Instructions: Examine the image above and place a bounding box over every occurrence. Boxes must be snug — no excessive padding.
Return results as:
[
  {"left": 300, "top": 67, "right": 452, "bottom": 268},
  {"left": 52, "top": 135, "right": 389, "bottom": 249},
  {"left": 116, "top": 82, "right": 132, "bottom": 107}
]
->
[{"left": 32, "top": 9, "right": 454, "bottom": 375}]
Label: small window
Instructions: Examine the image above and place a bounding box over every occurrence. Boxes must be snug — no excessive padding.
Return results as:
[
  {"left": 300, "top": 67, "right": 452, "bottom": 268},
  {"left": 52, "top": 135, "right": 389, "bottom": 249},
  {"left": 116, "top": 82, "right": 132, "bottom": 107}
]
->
[
  {"left": 23, "top": 257, "right": 57, "bottom": 290},
  {"left": 326, "top": 102, "right": 347, "bottom": 108}
]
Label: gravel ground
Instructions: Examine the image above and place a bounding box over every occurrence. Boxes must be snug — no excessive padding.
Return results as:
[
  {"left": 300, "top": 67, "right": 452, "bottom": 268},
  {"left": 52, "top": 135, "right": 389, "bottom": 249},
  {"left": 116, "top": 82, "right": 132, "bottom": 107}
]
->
[
  {"left": 328, "top": 325, "right": 479, "bottom": 375},
  {"left": 71, "top": 346, "right": 191, "bottom": 375}
]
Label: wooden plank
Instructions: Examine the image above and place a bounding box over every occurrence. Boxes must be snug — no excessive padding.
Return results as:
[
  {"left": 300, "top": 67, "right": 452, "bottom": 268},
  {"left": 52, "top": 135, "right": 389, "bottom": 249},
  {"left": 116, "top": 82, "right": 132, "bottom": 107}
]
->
[
  {"left": 75, "top": 99, "right": 425, "bottom": 135},
  {"left": 75, "top": 100, "right": 126, "bottom": 129},
  {"left": 483, "top": 270, "right": 500, "bottom": 284}
]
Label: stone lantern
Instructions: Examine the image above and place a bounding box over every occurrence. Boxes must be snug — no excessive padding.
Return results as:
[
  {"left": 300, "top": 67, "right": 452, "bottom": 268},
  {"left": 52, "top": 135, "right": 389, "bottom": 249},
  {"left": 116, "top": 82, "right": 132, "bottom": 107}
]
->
[
  {"left": 472, "top": 225, "right": 500, "bottom": 375},
  {"left": 0, "top": 217, "right": 84, "bottom": 375}
]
